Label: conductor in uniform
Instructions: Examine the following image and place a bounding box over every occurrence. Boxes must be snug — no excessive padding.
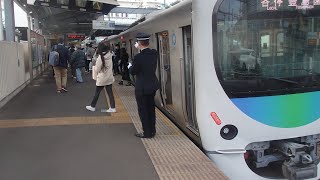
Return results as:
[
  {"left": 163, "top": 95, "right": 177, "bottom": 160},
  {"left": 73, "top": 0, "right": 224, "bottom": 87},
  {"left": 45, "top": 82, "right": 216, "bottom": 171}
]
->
[{"left": 128, "top": 33, "right": 160, "bottom": 138}]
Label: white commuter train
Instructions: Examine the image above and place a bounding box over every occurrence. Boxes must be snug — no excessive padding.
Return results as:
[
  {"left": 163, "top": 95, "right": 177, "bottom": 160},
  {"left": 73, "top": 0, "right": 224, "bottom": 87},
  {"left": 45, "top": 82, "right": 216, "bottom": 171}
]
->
[{"left": 107, "top": 0, "right": 320, "bottom": 179}]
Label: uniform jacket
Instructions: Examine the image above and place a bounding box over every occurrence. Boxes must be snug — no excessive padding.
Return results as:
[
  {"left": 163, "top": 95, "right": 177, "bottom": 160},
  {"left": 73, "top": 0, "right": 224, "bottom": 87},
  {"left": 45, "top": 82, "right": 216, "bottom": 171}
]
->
[
  {"left": 56, "top": 44, "right": 70, "bottom": 68},
  {"left": 70, "top": 49, "right": 86, "bottom": 69},
  {"left": 95, "top": 52, "right": 115, "bottom": 86},
  {"left": 129, "top": 48, "right": 160, "bottom": 95}
]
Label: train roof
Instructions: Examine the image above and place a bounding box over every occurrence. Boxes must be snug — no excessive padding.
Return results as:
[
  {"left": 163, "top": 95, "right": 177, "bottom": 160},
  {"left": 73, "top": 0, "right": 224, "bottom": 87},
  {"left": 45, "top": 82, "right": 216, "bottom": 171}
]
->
[{"left": 107, "top": 0, "right": 191, "bottom": 41}]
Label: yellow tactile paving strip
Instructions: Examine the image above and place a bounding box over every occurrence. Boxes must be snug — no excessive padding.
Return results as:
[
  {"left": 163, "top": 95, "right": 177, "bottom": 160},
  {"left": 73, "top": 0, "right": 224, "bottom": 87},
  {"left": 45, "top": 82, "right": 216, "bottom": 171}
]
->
[
  {"left": 0, "top": 116, "right": 131, "bottom": 128},
  {"left": 113, "top": 80, "right": 228, "bottom": 180},
  {"left": 0, "top": 88, "right": 131, "bottom": 128},
  {"left": 104, "top": 86, "right": 130, "bottom": 121}
]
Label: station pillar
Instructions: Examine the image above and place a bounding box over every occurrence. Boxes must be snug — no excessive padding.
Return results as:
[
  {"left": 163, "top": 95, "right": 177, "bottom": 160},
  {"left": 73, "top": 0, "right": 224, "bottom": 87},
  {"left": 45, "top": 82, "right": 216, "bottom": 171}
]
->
[
  {"left": 4, "top": 0, "right": 15, "bottom": 41},
  {"left": 27, "top": 14, "right": 33, "bottom": 80},
  {"left": 0, "top": 1, "right": 4, "bottom": 40},
  {"left": 33, "top": 17, "right": 41, "bottom": 34}
]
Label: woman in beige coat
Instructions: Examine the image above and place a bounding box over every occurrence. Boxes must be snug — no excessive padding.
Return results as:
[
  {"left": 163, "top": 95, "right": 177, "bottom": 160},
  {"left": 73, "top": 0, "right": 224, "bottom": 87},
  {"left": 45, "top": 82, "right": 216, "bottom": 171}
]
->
[{"left": 86, "top": 43, "right": 116, "bottom": 113}]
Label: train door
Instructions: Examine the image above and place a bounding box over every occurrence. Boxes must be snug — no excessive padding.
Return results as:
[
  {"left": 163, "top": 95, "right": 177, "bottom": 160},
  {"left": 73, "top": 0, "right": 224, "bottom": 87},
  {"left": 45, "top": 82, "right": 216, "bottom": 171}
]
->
[
  {"left": 129, "top": 39, "right": 136, "bottom": 84},
  {"left": 157, "top": 31, "right": 173, "bottom": 112},
  {"left": 182, "top": 25, "right": 199, "bottom": 134},
  {"left": 129, "top": 39, "right": 133, "bottom": 58}
]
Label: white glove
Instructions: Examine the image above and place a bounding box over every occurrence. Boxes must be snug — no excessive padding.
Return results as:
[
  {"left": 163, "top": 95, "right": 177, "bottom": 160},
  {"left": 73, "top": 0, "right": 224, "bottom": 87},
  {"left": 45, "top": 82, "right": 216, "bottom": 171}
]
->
[
  {"left": 127, "top": 62, "right": 132, "bottom": 69},
  {"left": 134, "top": 42, "right": 139, "bottom": 49}
]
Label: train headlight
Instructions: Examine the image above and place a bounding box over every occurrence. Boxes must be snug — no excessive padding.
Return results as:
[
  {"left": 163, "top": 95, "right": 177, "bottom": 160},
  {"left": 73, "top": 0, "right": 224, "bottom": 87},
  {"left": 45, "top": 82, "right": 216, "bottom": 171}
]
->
[{"left": 220, "top": 124, "right": 238, "bottom": 140}]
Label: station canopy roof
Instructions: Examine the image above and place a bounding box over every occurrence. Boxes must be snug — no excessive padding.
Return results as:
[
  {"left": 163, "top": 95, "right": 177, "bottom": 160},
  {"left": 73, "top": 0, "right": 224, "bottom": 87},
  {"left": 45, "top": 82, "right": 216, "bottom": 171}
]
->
[{"left": 16, "top": 0, "right": 119, "bottom": 35}]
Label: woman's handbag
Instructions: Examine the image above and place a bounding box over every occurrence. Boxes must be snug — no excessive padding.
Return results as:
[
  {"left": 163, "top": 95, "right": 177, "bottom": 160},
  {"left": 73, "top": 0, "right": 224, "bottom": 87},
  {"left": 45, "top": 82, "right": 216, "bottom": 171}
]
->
[{"left": 92, "top": 65, "right": 97, "bottom": 80}]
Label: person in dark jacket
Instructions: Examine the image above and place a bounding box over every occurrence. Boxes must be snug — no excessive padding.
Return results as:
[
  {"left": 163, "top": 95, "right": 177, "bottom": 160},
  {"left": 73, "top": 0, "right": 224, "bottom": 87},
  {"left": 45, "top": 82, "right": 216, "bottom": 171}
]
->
[
  {"left": 86, "top": 43, "right": 95, "bottom": 73},
  {"left": 69, "top": 44, "right": 76, "bottom": 78},
  {"left": 70, "top": 44, "right": 86, "bottom": 83},
  {"left": 118, "top": 48, "right": 131, "bottom": 86},
  {"left": 113, "top": 44, "right": 120, "bottom": 75},
  {"left": 128, "top": 33, "right": 160, "bottom": 138},
  {"left": 54, "top": 38, "right": 70, "bottom": 93}
]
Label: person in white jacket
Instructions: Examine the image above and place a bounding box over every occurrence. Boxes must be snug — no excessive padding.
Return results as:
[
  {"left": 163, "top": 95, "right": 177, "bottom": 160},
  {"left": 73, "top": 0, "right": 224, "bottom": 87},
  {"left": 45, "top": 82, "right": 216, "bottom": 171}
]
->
[{"left": 86, "top": 43, "right": 116, "bottom": 113}]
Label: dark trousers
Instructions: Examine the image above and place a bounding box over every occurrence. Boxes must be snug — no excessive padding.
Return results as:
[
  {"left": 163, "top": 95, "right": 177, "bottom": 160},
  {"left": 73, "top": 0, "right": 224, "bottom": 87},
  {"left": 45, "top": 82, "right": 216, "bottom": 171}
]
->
[
  {"left": 85, "top": 60, "right": 91, "bottom": 72},
  {"left": 91, "top": 85, "right": 115, "bottom": 108},
  {"left": 135, "top": 92, "right": 156, "bottom": 136},
  {"left": 122, "top": 62, "right": 130, "bottom": 81},
  {"left": 112, "top": 57, "right": 119, "bottom": 74},
  {"left": 71, "top": 66, "right": 76, "bottom": 77}
]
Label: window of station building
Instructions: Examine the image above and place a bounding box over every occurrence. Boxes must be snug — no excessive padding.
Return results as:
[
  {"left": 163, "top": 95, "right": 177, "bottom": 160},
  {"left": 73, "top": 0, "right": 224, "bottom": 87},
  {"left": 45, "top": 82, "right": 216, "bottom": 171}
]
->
[
  {"left": 57, "top": 0, "right": 69, "bottom": 5},
  {"left": 213, "top": 0, "right": 320, "bottom": 98},
  {"left": 75, "top": 0, "right": 87, "bottom": 7}
]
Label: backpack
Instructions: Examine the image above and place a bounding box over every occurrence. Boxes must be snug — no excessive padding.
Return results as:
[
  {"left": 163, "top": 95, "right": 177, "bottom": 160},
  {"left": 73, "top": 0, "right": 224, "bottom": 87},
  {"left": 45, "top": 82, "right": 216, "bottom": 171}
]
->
[{"left": 49, "top": 45, "right": 60, "bottom": 66}]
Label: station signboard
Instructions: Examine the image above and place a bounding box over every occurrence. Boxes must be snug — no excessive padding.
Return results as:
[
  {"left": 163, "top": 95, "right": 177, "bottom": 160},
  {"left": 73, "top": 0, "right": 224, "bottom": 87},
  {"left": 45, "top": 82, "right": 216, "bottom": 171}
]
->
[
  {"left": 67, "top": 34, "right": 86, "bottom": 39},
  {"left": 92, "top": 20, "right": 115, "bottom": 30},
  {"left": 260, "top": 0, "right": 320, "bottom": 11}
]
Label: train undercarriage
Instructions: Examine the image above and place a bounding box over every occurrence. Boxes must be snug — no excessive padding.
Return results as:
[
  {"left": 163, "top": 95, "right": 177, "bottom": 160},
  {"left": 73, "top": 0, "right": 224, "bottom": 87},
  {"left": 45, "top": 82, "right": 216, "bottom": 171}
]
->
[{"left": 246, "top": 134, "right": 320, "bottom": 179}]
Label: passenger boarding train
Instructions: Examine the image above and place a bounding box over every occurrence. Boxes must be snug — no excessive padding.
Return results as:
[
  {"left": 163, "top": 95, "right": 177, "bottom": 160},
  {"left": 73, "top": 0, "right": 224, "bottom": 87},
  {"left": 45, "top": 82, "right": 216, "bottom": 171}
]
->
[{"left": 107, "top": 0, "right": 320, "bottom": 179}]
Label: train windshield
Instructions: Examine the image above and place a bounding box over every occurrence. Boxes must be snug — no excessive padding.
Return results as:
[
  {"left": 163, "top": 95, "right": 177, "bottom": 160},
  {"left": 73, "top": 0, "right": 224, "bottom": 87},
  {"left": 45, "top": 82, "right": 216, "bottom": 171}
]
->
[{"left": 214, "top": 0, "right": 320, "bottom": 98}]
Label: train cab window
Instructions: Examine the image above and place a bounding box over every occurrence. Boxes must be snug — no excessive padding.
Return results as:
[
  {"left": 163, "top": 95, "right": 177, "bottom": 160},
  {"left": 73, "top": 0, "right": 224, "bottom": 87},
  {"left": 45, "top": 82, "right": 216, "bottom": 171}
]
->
[{"left": 214, "top": 0, "right": 320, "bottom": 98}]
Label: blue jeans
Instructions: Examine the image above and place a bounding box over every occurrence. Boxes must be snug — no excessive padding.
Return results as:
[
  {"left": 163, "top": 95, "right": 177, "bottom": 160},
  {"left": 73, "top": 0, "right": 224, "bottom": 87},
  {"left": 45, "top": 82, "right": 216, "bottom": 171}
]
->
[{"left": 76, "top": 68, "right": 83, "bottom": 82}]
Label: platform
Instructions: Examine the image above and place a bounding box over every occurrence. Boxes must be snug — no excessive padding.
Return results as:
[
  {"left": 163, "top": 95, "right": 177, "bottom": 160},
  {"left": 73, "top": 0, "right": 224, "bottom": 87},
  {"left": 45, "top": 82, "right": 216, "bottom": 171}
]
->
[{"left": 0, "top": 70, "right": 227, "bottom": 180}]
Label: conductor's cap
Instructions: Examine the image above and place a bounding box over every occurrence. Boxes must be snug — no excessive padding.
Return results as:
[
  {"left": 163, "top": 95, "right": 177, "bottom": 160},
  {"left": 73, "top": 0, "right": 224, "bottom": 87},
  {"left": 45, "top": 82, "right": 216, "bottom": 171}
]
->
[{"left": 136, "top": 32, "right": 150, "bottom": 41}]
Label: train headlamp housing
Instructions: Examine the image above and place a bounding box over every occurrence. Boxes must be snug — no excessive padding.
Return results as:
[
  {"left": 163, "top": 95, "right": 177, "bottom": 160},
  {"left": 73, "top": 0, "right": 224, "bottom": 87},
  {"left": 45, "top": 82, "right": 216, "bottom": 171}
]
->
[{"left": 220, "top": 124, "right": 238, "bottom": 140}]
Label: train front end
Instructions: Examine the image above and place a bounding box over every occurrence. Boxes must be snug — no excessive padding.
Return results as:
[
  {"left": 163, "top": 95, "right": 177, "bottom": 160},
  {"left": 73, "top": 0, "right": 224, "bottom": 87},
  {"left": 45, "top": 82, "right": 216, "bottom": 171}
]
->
[{"left": 193, "top": 0, "right": 320, "bottom": 179}]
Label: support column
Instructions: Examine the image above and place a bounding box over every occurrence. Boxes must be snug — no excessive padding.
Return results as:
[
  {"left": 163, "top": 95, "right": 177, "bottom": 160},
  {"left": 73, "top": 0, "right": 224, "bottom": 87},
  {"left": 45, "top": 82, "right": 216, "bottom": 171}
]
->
[
  {"left": 33, "top": 17, "right": 39, "bottom": 30},
  {"left": 0, "top": 0, "right": 4, "bottom": 40},
  {"left": 27, "top": 14, "right": 33, "bottom": 81},
  {"left": 4, "top": 0, "right": 15, "bottom": 41}
]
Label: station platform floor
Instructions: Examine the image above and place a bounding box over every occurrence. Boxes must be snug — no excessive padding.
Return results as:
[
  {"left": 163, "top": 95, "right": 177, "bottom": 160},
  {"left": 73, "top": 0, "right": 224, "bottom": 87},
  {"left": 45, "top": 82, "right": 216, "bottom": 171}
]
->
[{"left": 0, "top": 70, "right": 227, "bottom": 180}]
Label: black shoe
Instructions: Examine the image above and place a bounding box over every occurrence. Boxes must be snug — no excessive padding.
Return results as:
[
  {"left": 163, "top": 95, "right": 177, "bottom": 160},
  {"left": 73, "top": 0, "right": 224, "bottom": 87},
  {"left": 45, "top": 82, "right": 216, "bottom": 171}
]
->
[
  {"left": 135, "top": 132, "right": 153, "bottom": 139},
  {"left": 118, "top": 81, "right": 123, "bottom": 85},
  {"left": 125, "top": 82, "right": 131, "bottom": 86}
]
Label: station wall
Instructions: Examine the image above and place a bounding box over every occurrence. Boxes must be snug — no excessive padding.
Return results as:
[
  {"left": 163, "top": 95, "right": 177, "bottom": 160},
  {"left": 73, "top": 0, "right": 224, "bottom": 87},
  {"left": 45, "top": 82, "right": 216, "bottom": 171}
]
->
[{"left": 0, "top": 41, "right": 47, "bottom": 108}]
